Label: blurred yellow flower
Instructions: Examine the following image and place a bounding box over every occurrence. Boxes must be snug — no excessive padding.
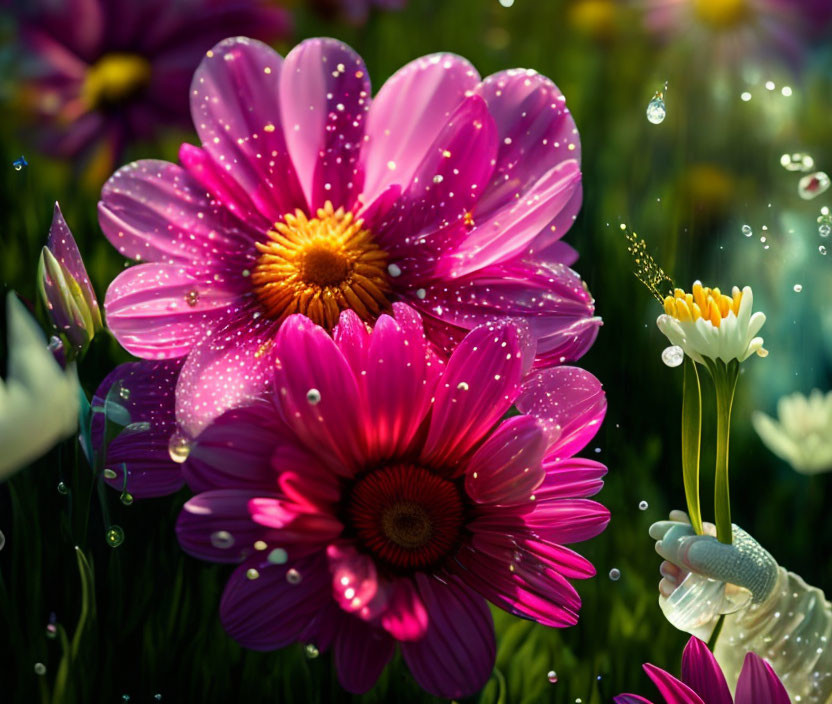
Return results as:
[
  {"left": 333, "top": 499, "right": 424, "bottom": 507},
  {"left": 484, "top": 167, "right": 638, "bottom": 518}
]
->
[{"left": 568, "top": 0, "right": 618, "bottom": 40}]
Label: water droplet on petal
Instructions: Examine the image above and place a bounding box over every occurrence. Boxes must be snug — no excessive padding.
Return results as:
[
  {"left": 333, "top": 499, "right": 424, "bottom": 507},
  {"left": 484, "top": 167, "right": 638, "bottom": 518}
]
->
[
  {"left": 661, "top": 345, "right": 684, "bottom": 367},
  {"left": 119, "top": 387, "right": 131, "bottom": 400},
  {"left": 609, "top": 568, "right": 621, "bottom": 581},
  {"left": 246, "top": 568, "right": 260, "bottom": 580},
  {"left": 103, "top": 469, "right": 117, "bottom": 479},
  {"left": 306, "top": 388, "right": 321, "bottom": 405},
  {"left": 547, "top": 670, "right": 558, "bottom": 683},
  {"left": 416, "top": 288, "right": 426, "bottom": 300},
  {"left": 185, "top": 290, "right": 200, "bottom": 307},
  {"left": 168, "top": 432, "right": 191, "bottom": 464},
  {"left": 286, "top": 568, "right": 302, "bottom": 584},
  {"left": 211, "top": 531, "right": 235, "bottom": 549},
  {"left": 741, "top": 224, "right": 752, "bottom": 237},
  {"left": 798, "top": 171, "right": 830, "bottom": 200},
  {"left": 639, "top": 500, "right": 649, "bottom": 511},
  {"left": 457, "top": 381, "right": 469, "bottom": 391},
  {"left": 105, "top": 525, "right": 125, "bottom": 548},
  {"left": 387, "top": 263, "right": 402, "bottom": 277},
  {"left": 267, "top": 548, "right": 288, "bottom": 564},
  {"left": 646, "top": 94, "right": 666, "bottom": 124}
]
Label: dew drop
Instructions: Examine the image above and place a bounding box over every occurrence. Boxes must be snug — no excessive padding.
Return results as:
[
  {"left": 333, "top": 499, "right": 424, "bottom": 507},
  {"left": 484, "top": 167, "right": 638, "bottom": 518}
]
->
[
  {"left": 387, "top": 263, "right": 402, "bottom": 277},
  {"left": 661, "top": 345, "right": 684, "bottom": 368},
  {"left": 780, "top": 152, "right": 814, "bottom": 172},
  {"left": 819, "top": 223, "right": 831, "bottom": 238},
  {"left": 211, "top": 531, "right": 235, "bottom": 549},
  {"left": 741, "top": 224, "right": 752, "bottom": 237},
  {"left": 457, "top": 381, "right": 469, "bottom": 391},
  {"left": 639, "top": 500, "right": 649, "bottom": 511},
  {"left": 57, "top": 481, "right": 69, "bottom": 495},
  {"left": 246, "top": 568, "right": 260, "bottom": 580},
  {"left": 267, "top": 548, "right": 288, "bottom": 564},
  {"left": 103, "top": 468, "right": 117, "bottom": 479},
  {"left": 305, "top": 643, "right": 320, "bottom": 659},
  {"left": 793, "top": 284, "right": 803, "bottom": 293},
  {"left": 34, "top": 662, "right": 46, "bottom": 675},
  {"left": 306, "top": 388, "right": 321, "bottom": 405},
  {"left": 432, "top": 174, "right": 444, "bottom": 184},
  {"left": 646, "top": 94, "right": 666, "bottom": 124},
  {"left": 13, "top": 156, "right": 28, "bottom": 171},
  {"left": 799, "top": 172, "right": 831, "bottom": 200},
  {"left": 609, "top": 568, "right": 621, "bottom": 581},
  {"left": 120, "top": 492, "right": 134, "bottom": 506},
  {"left": 119, "top": 387, "right": 131, "bottom": 400},
  {"left": 416, "top": 288, "right": 426, "bottom": 300},
  {"left": 185, "top": 290, "right": 200, "bottom": 307},
  {"left": 820, "top": 245, "right": 827, "bottom": 255},
  {"left": 286, "top": 568, "right": 302, "bottom": 584},
  {"left": 547, "top": 670, "right": 558, "bottom": 683},
  {"left": 168, "top": 432, "right": 191, "bottom": 464},
  {"left": 105, "top": 525, "right": 125, "bottom": 548}
]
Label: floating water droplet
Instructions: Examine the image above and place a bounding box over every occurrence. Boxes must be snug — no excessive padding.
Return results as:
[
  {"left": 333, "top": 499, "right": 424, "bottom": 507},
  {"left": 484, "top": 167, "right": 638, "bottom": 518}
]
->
[
  {"left": 820, "top": 245, "right": 827, "bottom": 255},
  {"left": 103, "top": 468, "right": 117, "bottom": 480},
  {"left": 34, "top": 662, "right": 46, "bottom": 675},
  {"left": 267, "top": 548, "right": 288, "bottom": 564},
  {"left": 639, "top": 500, "right": 649, "bottom": 511},
  {"left": 168, "top": 432, "right": 191, "bottom": 464},
  {"left": 210, "top": 531, "right": 235, "bottom": 549},
  {"left": 646, "top": 93, "right": 666, "bottom": 124},
  {"left": 246, "top": 568, "right": 260, "bottom": 580},
  {"left": 286, "top": 568, "right": 302, "bottom": 584},
  {"left": 793, "top": 284, "right": 803, "bottom": 293},
  {"left": 57, "top": 481, "right": 69, "bottom": 495},
  {"left": 819, "top": 223, "right": 831, "bottom": 238},
  {"left": 609, "top": 568, "right": 621, "bottom": 581},
  {"left": 119, "top": 387, "right": 131, "bottom": 400},
  {"left": 306, "top": 388, "right": 321, "bottom": 405},
  {"left": 120, "top": 492, "right": 134, "bottom": 506},
  {"left": 547, "top": 670, "right": 558, "bottom": 683},
  {"left": 799, "top": 172, "right": 831, "bottom": 200},
  {"left": 741, "top": 224, "right": 752, "bottom": 237},
  {"left": 105, "top": 525, "right": 125, "bottom": 548},
  {"left": 661, "top": 345, "right": 684, "bottom": 368},
  {"left": 185, "top": 290, "right": 199, "bottom": 307},
  {"left": 13, "top": 156, "right": 28, "bottom": 171},
  {"left": 780, "top": 153, "right": 814, "bottom": 172},
  {"left": 305, "top": 643, "right": 320, "bottom": 659},
  {"left": 387, "top": 263, "right": 402, "bottom": 277}
]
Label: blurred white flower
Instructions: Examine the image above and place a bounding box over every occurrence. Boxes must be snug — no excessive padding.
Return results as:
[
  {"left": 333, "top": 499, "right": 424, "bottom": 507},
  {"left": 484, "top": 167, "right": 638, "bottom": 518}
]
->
[
  {"left": 657, "top": 282, "right": 767, "bottom": 364},
  {"left": 0, "top": 293, "right": 79, "bottom": 480},
  {"left": 752, "top": 390, "right": 832, "bottom": 474}
]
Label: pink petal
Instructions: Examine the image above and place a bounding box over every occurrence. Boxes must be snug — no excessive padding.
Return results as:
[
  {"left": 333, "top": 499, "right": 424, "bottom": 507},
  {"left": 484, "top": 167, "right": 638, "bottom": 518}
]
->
[
  {"left": 174, "top": 305, "right": 280, "bottom": 436},
  {"left": 515, "top": 366, "right": 606, "bottom": 457},
  {"left": 98, "top": 159, "right": 260, "bottom": 266},
  {"left": 380, "top": 577, "right": 429, "bottom": 641},
  {"left": 183, "top": 402, "right": 286, "bottom": 493},
  {"left": 176, "top": 490, "right": 280, "bottom": 563},
  {"left": 681, "top": 637, "right": 733, "bottom": 704},
  {"left": 359, "top": 53, "right": 479, "bottom": 208},
  {"left": 189, "top": 37, "right": 305, "bottom": 221},
  {"left": 614, "top": 696, "right": 656, "bottom": 704},
  {"left": 277, "top": 455, "right": 342, "bottom": 512},
  {"left": 220, "top": 553, "right": 331, "bottom": 650},
  {"left": 536, "top": 458, "right": 608, "bottom": 500},
  {"left": 422, "top": 320, "right": 530, "bottom": 468},
  {"left": 279, "top": 38, "right": 370, "bottom": 211},
  {"left": 734, "top": 652, "right": 790, "bottom": 704},
  {"left": 401, "top": 573, "right": 495, "bottom": 699},
  {"left": 48, "top": 202, "right": 98, "bottom": 308},
  {"left": 334, "top": 615, "right": 395, "bottom": 694},
  {"left": 272, "top": 315, "right": 365, "bottom": 475},
  {"left": 248, "top": 497, "right": 343, "bottom": 548},
  {"left": 326, "top": 542, "right": 383, "bottom": 619},
  {"left": 465, "top": 415, "right": 546, "bottom": 505},
  {"left": 332, "top": 308, "right": 371, "bottom": 374},
  {"left": 643, "top": 664, "right": 706, "bottom": 704},
  {"left": 104, "top": 263, "right": 239, "bottom": 359}
]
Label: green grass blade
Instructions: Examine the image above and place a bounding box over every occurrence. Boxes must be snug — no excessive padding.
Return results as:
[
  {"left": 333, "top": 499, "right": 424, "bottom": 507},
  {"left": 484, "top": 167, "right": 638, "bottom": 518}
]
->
[{"left": 681, "top": 358, "right": 704, "bottom": 535}]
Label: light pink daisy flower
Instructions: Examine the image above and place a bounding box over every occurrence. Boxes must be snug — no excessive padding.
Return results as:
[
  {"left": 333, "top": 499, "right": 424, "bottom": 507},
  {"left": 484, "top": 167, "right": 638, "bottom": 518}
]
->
[
  {"left": 176, "top": 305, "right": 608, "bottom": 697},
  {"left": 100, "top": 36, "right": 599, "bottom": 437}
]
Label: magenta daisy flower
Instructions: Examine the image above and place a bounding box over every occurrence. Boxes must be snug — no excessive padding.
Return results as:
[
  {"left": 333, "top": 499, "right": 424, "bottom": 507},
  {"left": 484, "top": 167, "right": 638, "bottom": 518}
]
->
[
  {"left": 16, "top": 0, "right": 290, "bottom": 166},
  {"left": 175, "top": 305, "right": 608, "bottom": 697},
  {"left": 616, "top": 636, "right": 790, "bottom": 704},
  {"left": 100, "top": 36, "right": 599, "bottom": 437}
]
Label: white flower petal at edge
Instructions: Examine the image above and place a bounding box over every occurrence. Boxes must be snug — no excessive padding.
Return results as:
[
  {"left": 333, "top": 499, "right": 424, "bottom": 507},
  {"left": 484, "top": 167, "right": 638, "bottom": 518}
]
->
[
  {"left": 657, "top": 282, "right": 767, "bottom": 365},
  {"left": 0, "top": 292, "right": 79, "bottom": 480},
  {"left": 752, "top": 390, "right": 832, "bottom": 475}
]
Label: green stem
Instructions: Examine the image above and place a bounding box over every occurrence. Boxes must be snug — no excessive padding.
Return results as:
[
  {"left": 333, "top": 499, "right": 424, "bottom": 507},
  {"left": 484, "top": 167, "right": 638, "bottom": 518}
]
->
[
  {"left": 681, "top": 358, "right": 704, "bottom": 535},
  {"left": 709, "top": 360, "right": 739, "bottom": 544},
  {"left": 707, "top": 614, "right": 726, "bottom": 651}
]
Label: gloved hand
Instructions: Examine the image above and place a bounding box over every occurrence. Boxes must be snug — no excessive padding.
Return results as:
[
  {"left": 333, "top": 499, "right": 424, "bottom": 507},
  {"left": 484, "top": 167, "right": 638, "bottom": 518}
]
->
[{"left": 650, "top": 510, "right": 779, "bottom": 605}]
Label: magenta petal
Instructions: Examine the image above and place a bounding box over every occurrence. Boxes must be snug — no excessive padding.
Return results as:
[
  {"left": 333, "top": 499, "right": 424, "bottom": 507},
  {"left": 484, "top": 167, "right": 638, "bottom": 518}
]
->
[
  {"left": 183, "top": 402, "right": 286, "bottom": 493},
  {"left": 614, "top": 696, "right": 656, "bottom": 704},
  {"left": 98, "top": 159, "right": 260, "bottom": 266},
  {"left": 104, "top": 263, "right": 239, "bottom": 360},
  {"left": 279, "top": 38, "right": 370, "bottom": 211},
  {"left": 332, "top": 308, "right": 371, "bottom": 375},
  {"left": 515, "top": 366, "right": 606, "bottom": 457},
  {"left": 422, "top": 320, "right": 530, "bottom": 468},
  {"left": 465, "top": 415, "right": 546, "bottom": 505},
  {"left": 734, "top": 652, "right": 790, "bottom": 704},
  {"left": 176, "top": 489, "right": 278, "bottom": 563},
  {"left": 48, "top": 202, "right": 98, "bottom": 309},
  {"left": 681, "top": 637, "right": 733, "bottom": 704},
  {"left": 516, "top": 498, "right": 610, "bottom": 543},
  {"left": 327, "top": 542, "right": 383, "bottom": 619},
  {"left": 359, "top": 53, "right": 479, "bottom": 208},
  {"left": 536, "top": 458, "right": 608, "bottom": 500},
  {"left": 220, "top": 553, "right": 330, "bottom": 650},
  {"left": 190, "top": 37, "right": 305, "bottom": 221},
  {"left": 334, "top": 615, "right": 395, "bottom": 694},
  {"left": 273, "top": 315, "right": 365, "bottom": 474},
  {"left": 91, "top": 359, "right": 183, "bottom": 499},
  {"left": 248, "top": 497, "right": 343, "bottom": 547},
  {"left": 380, "top": 577, "right": 428, "bottom": 641},
  {"left": 175, "top": 305, "right": 279, "bottom": 436},
  {"left": 401, "top": 573, "right": 495, "bottom": 699},
  {"left": 643, "top": 664, "right": 706, "bottom": 704}
]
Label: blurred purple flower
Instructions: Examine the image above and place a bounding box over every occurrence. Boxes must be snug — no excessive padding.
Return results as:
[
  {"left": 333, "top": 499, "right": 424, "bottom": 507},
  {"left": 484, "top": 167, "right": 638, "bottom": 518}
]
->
[{"left": 16, "top": 0, "right": 291, "bottom": 170}]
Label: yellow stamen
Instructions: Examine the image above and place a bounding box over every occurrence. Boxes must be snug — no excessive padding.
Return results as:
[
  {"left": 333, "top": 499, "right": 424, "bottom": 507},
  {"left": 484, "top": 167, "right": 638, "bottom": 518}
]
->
[
  {"left": 251, "top": 202, "right": 390, "bottom": 329},
  {"left": 663, "top": 282, "right": 742, "bottom": 329},
  {"left": 82, "top": 53, "right": 152, "bottom": 110}
]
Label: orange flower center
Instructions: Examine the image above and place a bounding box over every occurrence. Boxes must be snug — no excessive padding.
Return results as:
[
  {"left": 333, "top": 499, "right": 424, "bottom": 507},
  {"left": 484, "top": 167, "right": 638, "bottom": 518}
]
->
[
  {"left": 663, "top": 282, "right": 742, "bottom": 328},
  {"left": 251, "top": 202, "right": 391, "bottom": 329}
]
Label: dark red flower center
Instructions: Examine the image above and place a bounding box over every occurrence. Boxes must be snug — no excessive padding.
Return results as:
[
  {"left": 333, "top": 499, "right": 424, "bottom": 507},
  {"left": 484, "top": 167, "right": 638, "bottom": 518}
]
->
[{"left": 348, "top": 464, "right": 464, "bottom": 571}]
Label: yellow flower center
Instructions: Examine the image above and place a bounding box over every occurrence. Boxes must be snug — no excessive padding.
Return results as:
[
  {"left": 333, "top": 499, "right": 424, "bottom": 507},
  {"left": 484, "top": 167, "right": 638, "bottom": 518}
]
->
[
  {"left": 693, "top": 0, "right": 749, "bottom": 29},
  {"left": 251, "top": 202, "right": 391, "bottom": 329},
  {"left": 82, "top": 53, "right": 152, "bottom": 110},
  {"left": 663, "top": 282, "right": 742, "bottom": 328}
]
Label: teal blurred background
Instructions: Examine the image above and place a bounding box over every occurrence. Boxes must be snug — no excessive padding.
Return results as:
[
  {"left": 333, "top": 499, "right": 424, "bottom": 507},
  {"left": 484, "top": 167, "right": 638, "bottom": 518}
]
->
[{"left": 2, "top": 0, "right": 832, "bottom": 701}]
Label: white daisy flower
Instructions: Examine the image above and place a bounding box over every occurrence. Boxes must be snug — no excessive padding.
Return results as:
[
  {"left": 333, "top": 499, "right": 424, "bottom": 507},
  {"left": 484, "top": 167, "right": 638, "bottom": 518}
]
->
[
  {"left": 752, "top": 390, "right": 832, "bottom": 474},
  {"left": 657, "top": 281, "right": 767, "bottom": 364}
]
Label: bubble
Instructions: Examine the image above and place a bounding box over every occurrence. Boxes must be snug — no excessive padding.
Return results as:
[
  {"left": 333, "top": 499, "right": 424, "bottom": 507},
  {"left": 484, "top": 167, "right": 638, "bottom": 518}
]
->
[
  {"left": 286, "top": 568, "right": 302, "bottom": 585},
  {"left": 168, "top": 432, "right": 191, "bottom": 464},
  {"left": 741, "top": 224, "right": 752, "bottom": 237},
  {"left": 820, "top": 246, "right": 827, "bottom": 256},
  {"left": 13, "top": 156, "right": 28, "bottom": 171},
  {"left": 780, "top": 153, "right": 814, "bottom": 172},
  {"left": 609, "top": 568, "right": 621, "bottom": 581},
  {"left": 799, "top": 172, "right": 830, "bottom": 200},
  {"left": 246, "top": 568, "right": 260, "bottom": 580},
  {"left": 34, "top": 662, "right": 46, "bottom": 675},
  {"left": 306, "top": 388, "right": 321, "bottom": 405},
  {"left": 57, "top": 481, "right": 69, "bottom": 495},
  {"left": 305, "top": 643, "right": 320, "bottom": 659},
  {"left": 185, "top": 290, "right": 200, "bottom": 307},
  {"left": 120, "top": 492, "right": 133, "bottom": 506},
  {"left": 103, "top": 469, "right": 117, "bottom": 480},
  {"left": 639, "top": 500, "right": 649, "bottom": 511},
  {"left": 0, "top": 531, "right": 5, "bottom": 551},
  {"left": 119, "top": 387, "right": 131, "bottom": 400},
  {"left": 416, "top": 288, "right": 426, "bottom": 300},
  {"left": 457, "top": 382, "right": 469, "bottom": 391},
  {"left": 646, "top": 94, "right": 666, "bottom": 124},
  {"left": 267, "top": 548, "right": 288, "bottom": 565},
  {"left": 661, "top": 345, "right": 684, "bottom": 368},
  {"left": 547, "top": 670, "right": 558, "bottom": 683},
  {"left": 432, "top": 174, "right": 444, "bottom": 184},
  {"left": 105, "top": 525, "right": 125, "bottom": 548},
  {"left": 740, "top": 91, "right": 752, "bottom": 102},
  {"left": 387, "top": 263, "right": 402, "bottom": 277},
  {"left": 793, "top": 284, "right": 803, "bottom": 293},
  {"left": 210, "top": 531, "right": 235, "bottom": 549},
  {"left": 820, "top": 223, "right": 831, "bottom": 238},
  {"left": 498, "top": 0, "right": 514, "bottom": 6}
]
